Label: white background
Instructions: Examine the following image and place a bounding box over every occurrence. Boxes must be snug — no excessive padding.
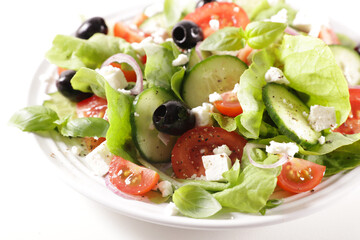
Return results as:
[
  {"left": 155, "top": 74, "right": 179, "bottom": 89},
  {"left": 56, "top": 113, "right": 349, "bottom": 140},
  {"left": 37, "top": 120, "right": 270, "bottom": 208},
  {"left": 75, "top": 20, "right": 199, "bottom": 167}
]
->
[{"left": 1, "top": 0, "right": 360, "bottom": 239}]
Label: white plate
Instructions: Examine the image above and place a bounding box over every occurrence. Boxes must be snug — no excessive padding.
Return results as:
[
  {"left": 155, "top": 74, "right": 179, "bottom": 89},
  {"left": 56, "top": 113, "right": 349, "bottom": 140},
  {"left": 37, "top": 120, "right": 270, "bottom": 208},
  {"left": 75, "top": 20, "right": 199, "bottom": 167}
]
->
[{"left": 28, "top": 1, "right": 360, "bottom": 230}]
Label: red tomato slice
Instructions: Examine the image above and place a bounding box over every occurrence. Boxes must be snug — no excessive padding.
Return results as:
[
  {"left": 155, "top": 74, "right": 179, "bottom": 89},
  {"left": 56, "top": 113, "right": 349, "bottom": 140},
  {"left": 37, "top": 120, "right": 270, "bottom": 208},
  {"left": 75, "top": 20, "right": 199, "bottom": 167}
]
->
[
  {"left": 318, "top": 26, "right": 341, "bottom": 45},
  {"left": 237, "top": 44, "right": 253, "bottom": 65},
  {"left": 213, "top": 91, "right": 243, "bottom": 117},
  {"left": 76, "top": 95, "right": 108, "bottom": 119},
  {"left": 334, "top": 87, "right": 360, "bottom": 134},
  {"left": 57, "top": 67, "right": 68, "bottom": 75},
  {"left": 113, "top": 22, "right": 147, "bottom": 43},
  {"left": 171, "top": 126, "right": 247, "bottom": 179},
  {"left": 184, "top": 2, "right": 249, "bottom": 38},
  {"left": 277, "top": 158, "right": 326, "bottom": 193},
  {"left": 108, "top": 156, "right": 160, "bottom": 195}
]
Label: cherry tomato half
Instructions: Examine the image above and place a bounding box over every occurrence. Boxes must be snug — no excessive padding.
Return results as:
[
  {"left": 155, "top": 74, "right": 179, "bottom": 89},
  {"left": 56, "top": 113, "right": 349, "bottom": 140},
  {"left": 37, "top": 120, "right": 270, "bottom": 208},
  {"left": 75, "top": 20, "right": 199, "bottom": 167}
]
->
[
  {"left": 108, "top": 156, "right": 160, "bottom": 195},
  {"left": 334, "top": 87, "right": 360, "bottom": 134},
  {"left": 213, "top": 91, "right": 243, "bottom": 117},
  {"left": 184, "top": 2, "right": 249, "bottom": 38},
  {"left": 318, "top": 26, "right": 341, "bottom": 45},
  {"left": 171, "top": 126, "right": 247, "bottom": 179},
  {"left": 113, "top": 22, "right": 147, "bottom": 43},
  {"left": 277, "top": 158, "right": 326, "bottom": 193}
]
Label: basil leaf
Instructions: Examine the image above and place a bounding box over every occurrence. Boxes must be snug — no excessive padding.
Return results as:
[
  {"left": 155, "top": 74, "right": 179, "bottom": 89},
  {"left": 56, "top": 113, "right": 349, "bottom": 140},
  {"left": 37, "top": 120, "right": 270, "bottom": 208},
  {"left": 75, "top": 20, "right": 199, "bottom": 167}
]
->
[
  {"left": 9, "top": 106, "right": 59, "bottom": 132},
  {"left": 199, "top": 27, "right": 246, "bottom": 51},
  {"left": 43, "top": 92, "right": 77, "bottom": 120},
  {"left": 59, "top": 117, "right": 109, "bottom": 137},
  {"left": 245, "top": 21, "right": 287, "bottom": 49},
  {"left": 71, "top": 67, "right": 106, "bottom": 98},
  {"left": 259, "top": 199, "right": 283, "bottom": 215},
  {"left": 173, "top": 185, "right": 222, "bottom": 218}
]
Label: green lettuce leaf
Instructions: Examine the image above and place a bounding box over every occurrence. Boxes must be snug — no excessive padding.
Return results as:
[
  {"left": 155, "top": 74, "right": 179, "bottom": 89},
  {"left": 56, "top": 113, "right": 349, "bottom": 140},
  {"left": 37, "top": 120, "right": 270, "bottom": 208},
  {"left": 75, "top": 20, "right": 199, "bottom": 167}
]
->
[
  {"left": 236, "top": 50, "right": 275, "bottom": 138},
  {"left": 105, "top": 82, "right": 137, "bottom": 162},
  {"left": 144, "top": 42, "right": 181, "bottom": 89},
  {"left": 163, "top": 0, "right": 195, "bottom": 27},
  {"left": 170, "top": 66, "right": 185, "bottom": 101},
  {"left": 233, "top": 0, "right": 271, "bottom": 20},
  {"left": 43, "top": 92, "right": 77, "bottom": 120},
  {"left": 277, "top": 35, "right": 351, "bottom": 125},
  {"left": 46, "top": 33, "right": 142, "bottom": 71},
  {"left": 199, "top": 27, "right": 246, "bottom": 51},
  {"left": 71, "top": 67, "right": 107, "bottom": 98},
  {"left": 253, "top": 1, "right": 297, "bottom": 24}
]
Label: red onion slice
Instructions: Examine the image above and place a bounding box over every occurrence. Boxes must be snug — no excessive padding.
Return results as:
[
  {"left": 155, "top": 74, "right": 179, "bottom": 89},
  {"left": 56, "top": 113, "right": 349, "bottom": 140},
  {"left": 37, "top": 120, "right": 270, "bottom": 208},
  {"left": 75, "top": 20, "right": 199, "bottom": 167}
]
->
[
  {"left": 195, "top": 41, "right": 204, "bottom": 61},
  {"left": 101, "top": 53, "right": 143, "bottom": 95},
  {"left": 246, "top": 143, "right": 289, "bottom": 169},
  {"left": 104, "top": 174, "right": 150, "bottom": 202},
  {"left": 285, "top": 26, "right": 300, "bottom": 36}
]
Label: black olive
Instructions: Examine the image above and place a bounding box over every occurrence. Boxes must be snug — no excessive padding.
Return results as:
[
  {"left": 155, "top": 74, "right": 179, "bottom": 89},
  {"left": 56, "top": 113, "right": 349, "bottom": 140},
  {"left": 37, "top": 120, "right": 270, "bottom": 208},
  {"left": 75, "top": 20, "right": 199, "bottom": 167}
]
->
[
  {"left": 153, "top": 101, "right": 195, "bottom": 136},
  {"left": 196, "top": 0, "right": 216, "bottom": 8},
  {"left": 56, "top": 70, "right": 93, "bottom": 102},
  {"left": 172, "top": 20, "right": 204, "bottom": 50},
  {"left": 355, "top": 44, "right": 360, "bottom": 55},
  {"left": 75, "top": 17, "right": 108, "bottom": 39}
]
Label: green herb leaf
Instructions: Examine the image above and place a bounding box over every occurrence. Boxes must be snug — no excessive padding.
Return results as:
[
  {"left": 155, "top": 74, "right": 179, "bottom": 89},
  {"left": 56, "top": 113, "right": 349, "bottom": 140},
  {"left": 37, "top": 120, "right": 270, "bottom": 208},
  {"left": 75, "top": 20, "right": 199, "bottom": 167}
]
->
[
  {"left": 245, "top": 21, "right": 287, "bottom": 49},
  {"left": 199, "top": 27, "right": 246, "bottom": 51},
  {"left": 71, "top": 67, "right": 106, "bottom": 98},
  {"left": 259, "top": 199, "right": 283, "bottom": 215},
  {"left": 173, "top": 185, "right": 222, "bottom": 218},
  {"left": 170, "top": 67, "right": 185, "bottom": 101},
  {"left": 59, "top": 117, "right": 109, "bottom": 137},
  {"left": 9, "top": 106, "right": 59, "bottom": 132},
  {"left": 163, "top": 0, "right": 195, "bottom": 27}
]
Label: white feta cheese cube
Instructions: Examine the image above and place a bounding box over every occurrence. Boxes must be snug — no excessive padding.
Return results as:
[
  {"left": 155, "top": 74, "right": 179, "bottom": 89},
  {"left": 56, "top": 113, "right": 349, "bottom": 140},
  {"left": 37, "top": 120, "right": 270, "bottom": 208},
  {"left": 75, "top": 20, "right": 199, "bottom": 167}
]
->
[
  {"left": 232, "top": 83, "right": 240, "bottom": 94},
  {"left": 172, "top": 54, "right": 189, "bottom": 66},
  {"left": 265, "top": 141, "right": 299, "bottom": 157},
  {"left": 269, "top": 9, "right": 288, "bottom": 23},
  {"left": 190, "top": 103, "right": 214, "bottom": 127},
  {"left": 318, "top": 136, "right": 326, "bottom": 145},
  {"left": 202, "top": 154, "right": 231, "bottom": 181},
  {"left": 165, "top": 202, "right": 179, "bottom": 216},
  {"left": 292, "top": 9, "right": 329, "bottom": 37},
  {"left": 85, "top": 141, "right": 114, "bottom": 176},
  {"left": 96, "top": 65, "right": 128, "bottom": 90},
  {"left": 209, "top": 19, "right": 220, "bottom": 31},
  {"left": 265, "top": 67, "right": 290, "bottom": 85},
  {"left": 157, "top": 181, "right": 173, "bottom": 197},
  {"left": 308, "top": 105, "right": 337, "bottom": 132},
  {"left": 213, "top": 144, "right": 232, "bottom": 156},
  {"left": 209, "top": 92, "right": 223, "bottom": 103}
]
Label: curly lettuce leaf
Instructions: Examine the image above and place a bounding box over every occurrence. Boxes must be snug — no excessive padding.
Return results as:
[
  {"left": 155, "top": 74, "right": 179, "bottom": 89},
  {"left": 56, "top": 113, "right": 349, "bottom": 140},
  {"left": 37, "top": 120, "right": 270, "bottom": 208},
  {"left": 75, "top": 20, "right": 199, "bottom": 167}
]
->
[{"left": 277, "top": 35, "right": 350, "bottom": 125}]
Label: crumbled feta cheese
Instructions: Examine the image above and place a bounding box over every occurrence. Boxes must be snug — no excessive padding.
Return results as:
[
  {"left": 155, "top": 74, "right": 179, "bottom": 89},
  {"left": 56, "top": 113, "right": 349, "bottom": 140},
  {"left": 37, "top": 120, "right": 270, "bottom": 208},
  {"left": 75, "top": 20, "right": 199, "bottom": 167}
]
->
[
  {"left": 302, "top": 111, "right": 309, "bottom": 118},
  {"left": 157, "top": 181, "right": 173, "bottom": 197},
  {"left": 96, "top": 65, "right": 128, "bottom": 90},
  {"left": 85, "top": 141, "right": 113, "bottom": 176},
  {"left": 232, "top": 83, "right": 240, "bottom": 94},
  {"left": 189, "top": 174, "right": 207, "bottom": 180},
  {"left": 265, "top": 67, "right": 290, "bottom": 85},
  {"left": 134, "top": 112, "right": 140, "bottom": 117},
  {"left": 269, "top": 9, "right": 288, "bottom": 23},
  {"left": 202, "top": 154, "right": 232, "bottom": 181},
  {"left": 151, "top": 28, "right": 168, "bottom": 44},
  {"left": 213, "top": 144, "right": 232, "bottom": 156},
  {"left": 71, "top": 146, "right": 82, "bottom": 155},
  {"left": 172, "top": 54, "right": 189, "bottom": 66},
  {"left": 267, "top": 0, "right": 281, "bottom": 6},
  {"left": 209, "top": 19, "right": 220, "bottom": 31},
  {"left": 308, "top": 105, "right": 337, "bottom": 132},
  {"left": 118, "top": 88, "right": 132, "bottom": 95},
  {"left": 209, "top": 92, "right": 223, "bottom": 103},
  {"left": 233, "top": 7, "right": 240, "bottom": 13},
  {"left": 318, "top": 136, "right": 326, "bottom": 145},
  {"left": 158, "top": 132, "right": 171, "bottom": 146},
  {"left": 292, "top": 9, "right": 329, "bottom": 37},
  {"left": 190, "top": 103, "right": 214, "bottom": 127},
  {"left": 165, "top": 202, "right": 179, "bottom": 216},
  {"left": 265, "top": 141, "right": 299, "bottom": 157}
]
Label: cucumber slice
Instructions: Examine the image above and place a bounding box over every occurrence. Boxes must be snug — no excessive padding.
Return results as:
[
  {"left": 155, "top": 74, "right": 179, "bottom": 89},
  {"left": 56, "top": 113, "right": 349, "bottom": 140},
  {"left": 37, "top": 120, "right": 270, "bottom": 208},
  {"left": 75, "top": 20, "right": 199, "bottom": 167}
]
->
[
  {"left": 330, "top": 45, "right": 360, "bottom": 86},
  {"left": 263, "top": 83, "right": 321, "bottom": 148},
  {"left": 131, "top": 87, "right": 178, "bottom": 163},
  {"left": 139, "top": 12, "right": 166, "bottom": 33},
  {"left": 182, "top": 55, "right": 247, "bottom": 108},
  {"left": 187, "top": 48, "right": 212, "bottom": 70}
]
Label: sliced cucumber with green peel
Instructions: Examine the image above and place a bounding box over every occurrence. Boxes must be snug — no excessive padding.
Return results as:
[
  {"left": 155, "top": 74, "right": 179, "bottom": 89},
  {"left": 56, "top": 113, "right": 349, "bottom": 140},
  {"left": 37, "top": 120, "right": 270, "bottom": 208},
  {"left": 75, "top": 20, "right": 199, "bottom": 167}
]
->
[
  {"left": 139, "top": 12, "right": 167, "bottom": 33},
  {"left": 329, "top": 45, "right": 360, "bottom": 86},
  {"left": 263, "top": 83, "right": 321, "bottom": 148},
  {"left": 131, "top": 87, "right": 178, "bottom": 163},
  {"left": 182, "top": 55, "right": 247, "bottom": 108},
  {"left": 187, "top": 48, "right": 212, "bottom": 70}
]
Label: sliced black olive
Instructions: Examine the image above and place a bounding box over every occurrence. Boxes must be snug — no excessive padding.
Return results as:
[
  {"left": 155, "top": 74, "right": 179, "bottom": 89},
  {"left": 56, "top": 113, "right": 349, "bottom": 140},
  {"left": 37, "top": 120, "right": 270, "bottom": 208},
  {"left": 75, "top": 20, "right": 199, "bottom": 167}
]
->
[
  {"left": 75, "top": 17, "right": 108, "bottom": 39},
  {"left": 196, "top": 0, "right": 216, "bottom": 8},
  {"left": 172, "top": 20, "right": 204, "bottom": 50},
  {"left": 56, "top": 70, "right": 93, "bottom": 102},
  {"left": 153, "top": 100, "right": 195, "bottom": 136}
]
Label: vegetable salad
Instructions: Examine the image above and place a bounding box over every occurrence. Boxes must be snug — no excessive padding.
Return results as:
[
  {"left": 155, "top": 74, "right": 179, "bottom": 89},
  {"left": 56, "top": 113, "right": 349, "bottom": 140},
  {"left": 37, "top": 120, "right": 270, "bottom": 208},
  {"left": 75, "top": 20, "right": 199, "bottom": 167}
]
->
[{"left": 10, "top": 0, "right": 360, "bottom": 219}]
